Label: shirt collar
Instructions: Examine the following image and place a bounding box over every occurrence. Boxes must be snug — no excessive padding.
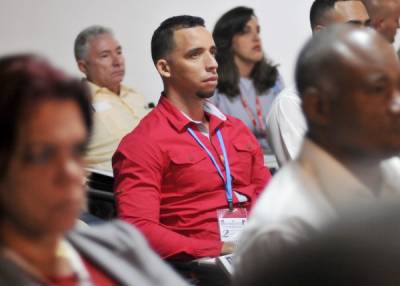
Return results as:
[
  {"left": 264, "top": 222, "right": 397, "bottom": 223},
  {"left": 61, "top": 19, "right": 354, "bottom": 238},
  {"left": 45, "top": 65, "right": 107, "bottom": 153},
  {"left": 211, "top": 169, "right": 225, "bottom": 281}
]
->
[
  {"left": 297, "top": 139, "right": 400, "bottom": 208},
  {"left": 85, "top": 80, "right": 132, "bottom": 97},
  {"left": 158, "top": 94, "right": 227, "bottom": 133}
]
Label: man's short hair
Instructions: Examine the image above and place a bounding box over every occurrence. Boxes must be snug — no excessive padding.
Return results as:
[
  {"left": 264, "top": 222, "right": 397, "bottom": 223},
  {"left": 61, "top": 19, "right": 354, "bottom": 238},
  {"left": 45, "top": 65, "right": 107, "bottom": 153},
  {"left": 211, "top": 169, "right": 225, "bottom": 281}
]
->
[
  {"left": 310, "top": 0, "right": 339, "bottom": 30},
  {"left": 151, "top": 15, "right": 205, "bottom": 64},
  {"left": 74, "top": 25, "right": 113, "bottom": 61},
  {"left": 295, "top": 27, "right": 333, "bottom": 96}
]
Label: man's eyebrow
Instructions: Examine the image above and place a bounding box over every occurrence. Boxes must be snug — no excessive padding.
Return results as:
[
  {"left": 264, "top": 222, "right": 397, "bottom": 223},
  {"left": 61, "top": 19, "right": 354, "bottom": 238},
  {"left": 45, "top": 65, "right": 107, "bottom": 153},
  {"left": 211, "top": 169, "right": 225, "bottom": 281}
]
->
[
  {"left": 346, "top": 19, "right": 371, "bottom": 27},
  {"left": 347, "top": 20, "right": 363, "bottom": 25},
  {"left": 365, "top": 73, "right": 390, "bottom": 83},
  {"left": 184, "top": 47, "right": 204, "bottom": 56},
  {"left": 99, "top": 49, "right": 112, "bottom": 54}
]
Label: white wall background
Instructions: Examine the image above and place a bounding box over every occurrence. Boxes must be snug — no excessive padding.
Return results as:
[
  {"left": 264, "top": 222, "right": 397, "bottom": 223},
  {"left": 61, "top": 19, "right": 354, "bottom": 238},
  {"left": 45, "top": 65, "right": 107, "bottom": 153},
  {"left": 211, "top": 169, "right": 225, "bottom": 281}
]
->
[{"left": 0, "top": 0, "right": 316, "bottom": 102}]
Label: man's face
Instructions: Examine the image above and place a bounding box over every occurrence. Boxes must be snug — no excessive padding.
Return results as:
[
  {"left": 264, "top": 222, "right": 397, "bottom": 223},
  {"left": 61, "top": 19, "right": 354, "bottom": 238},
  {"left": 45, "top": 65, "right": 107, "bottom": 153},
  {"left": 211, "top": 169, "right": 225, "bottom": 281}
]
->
[
  {"left": 377, "top": 9, "right": 400, "bottom": 43},
  {"left": 330, "top": 38, "right": 400, "bottom": 158},
  {"left": 327, "top": 1, "right": 370, "bottom": 27},
  {"left": 164, "top": 26, "right": 218, "bottom": 99},
  {"left": 78, "top": 33, "right": 125, "bottom": 92},
  {"left": 0, "top": 99, "right": 87, "bottom": 237}
]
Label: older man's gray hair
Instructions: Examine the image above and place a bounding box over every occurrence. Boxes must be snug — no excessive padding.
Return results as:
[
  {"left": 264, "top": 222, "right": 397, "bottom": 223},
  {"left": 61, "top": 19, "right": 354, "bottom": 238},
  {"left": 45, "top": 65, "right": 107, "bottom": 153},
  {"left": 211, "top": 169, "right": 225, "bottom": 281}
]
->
[{"left": 74, "top": 25, "right": 113, "bottom": 61}]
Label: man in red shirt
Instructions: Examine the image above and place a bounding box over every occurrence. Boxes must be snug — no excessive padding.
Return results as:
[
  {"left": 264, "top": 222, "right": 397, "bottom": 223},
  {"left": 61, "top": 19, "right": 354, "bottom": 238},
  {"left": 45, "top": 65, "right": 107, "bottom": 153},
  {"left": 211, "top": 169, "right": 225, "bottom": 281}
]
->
[{"left": 113, "top": 15, "right": 270, "bottom": 261}]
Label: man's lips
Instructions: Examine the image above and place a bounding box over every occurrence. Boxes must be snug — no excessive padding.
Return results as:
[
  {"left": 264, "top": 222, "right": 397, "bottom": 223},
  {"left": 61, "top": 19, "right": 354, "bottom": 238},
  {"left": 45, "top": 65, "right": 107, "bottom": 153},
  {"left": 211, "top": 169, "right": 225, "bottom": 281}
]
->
[
  {"left": 203, "top": 76, "right": 218, "bottom": 83},
  {"left": 112, "top": 70, "right": 125, "bottom": 76}
]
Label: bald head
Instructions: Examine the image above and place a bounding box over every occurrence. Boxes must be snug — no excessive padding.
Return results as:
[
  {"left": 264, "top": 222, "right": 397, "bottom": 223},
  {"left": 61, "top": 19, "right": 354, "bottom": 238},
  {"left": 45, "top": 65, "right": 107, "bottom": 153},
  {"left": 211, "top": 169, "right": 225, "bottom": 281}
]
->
[
  {"left": 296, "top": 24, "right": 400, "bottom": 158},
  {"left": 362, "top": 0, "right": 400, "bottom": 42},
  {"left": 310, "top": 0, "right": 370, "bottom": 32},
  {"left": 296, "top": 25, "right": 393, "bottom": 96}
]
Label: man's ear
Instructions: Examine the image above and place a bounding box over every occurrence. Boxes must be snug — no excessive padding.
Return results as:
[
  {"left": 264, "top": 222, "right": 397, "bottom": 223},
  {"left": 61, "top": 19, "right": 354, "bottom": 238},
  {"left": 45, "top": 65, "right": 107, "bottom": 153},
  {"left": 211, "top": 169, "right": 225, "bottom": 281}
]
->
[
  {"left": 372, "top": 18, "right": 385, "bottom": 31},
  {"left": 156, "top": 59, "right": 171, "bottom": 78},
  {"left": 313, "top": 24, "right": 325, "bottom": 34},
  {"left": 302, "top": 86, "right": 333, "bottom": 126},
  {"left": 77, "top": 60, "right": 88, "bottom": 75}
]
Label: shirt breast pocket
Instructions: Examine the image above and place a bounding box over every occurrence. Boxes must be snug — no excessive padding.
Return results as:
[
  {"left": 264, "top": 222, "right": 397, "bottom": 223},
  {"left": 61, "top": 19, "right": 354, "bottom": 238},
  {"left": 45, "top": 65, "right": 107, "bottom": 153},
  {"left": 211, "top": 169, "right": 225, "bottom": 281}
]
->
[
  {"left": 166, "top": 151, "right": 210, "bottom": 187},
  {"left": 231, "top": 141, "right": 256, "bottom": 185}
]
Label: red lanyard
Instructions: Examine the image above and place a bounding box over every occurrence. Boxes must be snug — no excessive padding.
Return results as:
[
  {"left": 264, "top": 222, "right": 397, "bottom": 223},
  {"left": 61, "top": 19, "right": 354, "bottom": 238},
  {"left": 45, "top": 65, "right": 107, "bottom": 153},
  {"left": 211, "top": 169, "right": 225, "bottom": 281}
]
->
[{"left": 240, "top": 95, "right": 267, "bottom": 134}]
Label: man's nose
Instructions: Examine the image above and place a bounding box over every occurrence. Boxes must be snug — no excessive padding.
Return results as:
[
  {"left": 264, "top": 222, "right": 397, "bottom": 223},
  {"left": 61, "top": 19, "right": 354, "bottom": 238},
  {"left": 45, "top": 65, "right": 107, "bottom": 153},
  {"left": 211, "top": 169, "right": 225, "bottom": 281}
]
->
[
  {"left": 390, "top": 90, "right": 400, "bottom": 114},
  {"left": 205, "top": 53, "right": 218, "bottom": 71},
  {"left": 112, "top": 54, "right": 124, "bottom": 66}
]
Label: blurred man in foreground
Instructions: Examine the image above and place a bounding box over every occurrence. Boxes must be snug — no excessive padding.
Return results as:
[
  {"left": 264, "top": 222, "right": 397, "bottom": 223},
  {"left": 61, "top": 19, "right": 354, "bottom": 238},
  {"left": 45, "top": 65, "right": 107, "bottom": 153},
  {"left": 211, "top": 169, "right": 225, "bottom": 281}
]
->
[{"left": 236, "top": 24, "right": 400, "bottom": 278}]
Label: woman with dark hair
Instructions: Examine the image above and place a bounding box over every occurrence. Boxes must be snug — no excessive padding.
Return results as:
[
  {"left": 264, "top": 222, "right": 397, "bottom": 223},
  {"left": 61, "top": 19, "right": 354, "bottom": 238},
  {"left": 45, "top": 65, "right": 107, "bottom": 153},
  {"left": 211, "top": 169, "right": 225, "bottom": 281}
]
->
[
  {"left": 0, "top": 54, "right": 186, "bottom": 286},
  {"left": 213, "top": 6, "right": 284, "bottom": 154}
]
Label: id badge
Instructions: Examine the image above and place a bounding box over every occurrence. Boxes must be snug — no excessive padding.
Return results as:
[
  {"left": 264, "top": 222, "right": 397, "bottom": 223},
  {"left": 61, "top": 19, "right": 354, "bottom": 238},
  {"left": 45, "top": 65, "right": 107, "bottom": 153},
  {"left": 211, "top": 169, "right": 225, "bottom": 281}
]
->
[{"left": 217, "top": 208, "right": 248, "bottom": 243}]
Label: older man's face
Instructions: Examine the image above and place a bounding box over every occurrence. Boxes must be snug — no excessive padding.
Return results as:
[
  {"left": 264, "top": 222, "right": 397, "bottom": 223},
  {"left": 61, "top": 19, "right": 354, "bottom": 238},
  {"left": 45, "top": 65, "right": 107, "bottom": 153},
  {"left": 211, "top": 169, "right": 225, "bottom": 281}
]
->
[{"left": 78, "top": 33, "right": 125, "bottom": 94}]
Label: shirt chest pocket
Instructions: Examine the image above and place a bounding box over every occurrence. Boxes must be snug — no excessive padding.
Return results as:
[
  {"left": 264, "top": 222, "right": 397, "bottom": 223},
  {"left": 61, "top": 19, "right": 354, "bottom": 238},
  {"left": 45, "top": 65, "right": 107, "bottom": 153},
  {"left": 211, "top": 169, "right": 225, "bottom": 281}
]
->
[
  {"left": 166, "top": 151, "right": 217, "bottom": 188},
  {"left": 231, "top": 141, "right": 256, "bottom": 185}
]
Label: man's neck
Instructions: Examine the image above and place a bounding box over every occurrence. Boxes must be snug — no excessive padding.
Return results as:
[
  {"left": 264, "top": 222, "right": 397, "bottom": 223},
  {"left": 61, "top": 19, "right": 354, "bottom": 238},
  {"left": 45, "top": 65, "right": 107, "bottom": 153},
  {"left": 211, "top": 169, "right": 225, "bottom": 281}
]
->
[
  {"left": 343, "top": 159, "right": 383, "bottom": 193},
  {"left": 234, "top": 56, "right": 256, "bottom": 78},
  {"left": 89, "top": 80, "right": 121, "bottom": 95},
  {"left": 0, "top": 221, "right": 64, "bottom": 276},
  {"left": 310, "top": 135, "right": 385, "bottom": 192},
  {"left": 164, "top": 87, "right": 206, "bottom": 122}
]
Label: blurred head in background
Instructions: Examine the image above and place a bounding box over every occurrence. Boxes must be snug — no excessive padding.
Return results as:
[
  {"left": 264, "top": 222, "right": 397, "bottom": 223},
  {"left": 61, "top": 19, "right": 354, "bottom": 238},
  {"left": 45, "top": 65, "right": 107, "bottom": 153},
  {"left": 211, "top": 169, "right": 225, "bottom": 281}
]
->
[
  {"left": 310, "top": 0, "right": 370, "bottom": 33},
  {"left": 362, "top": 0, "right": 400, "bottom": 43}
]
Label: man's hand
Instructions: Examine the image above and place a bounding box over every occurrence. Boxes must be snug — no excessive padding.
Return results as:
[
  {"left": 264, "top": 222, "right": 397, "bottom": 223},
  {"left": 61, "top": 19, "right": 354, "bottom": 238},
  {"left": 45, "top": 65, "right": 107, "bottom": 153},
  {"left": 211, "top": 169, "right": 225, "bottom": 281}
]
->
[{"left": 221, "top": 242, "right": 236, "bottom": 255}]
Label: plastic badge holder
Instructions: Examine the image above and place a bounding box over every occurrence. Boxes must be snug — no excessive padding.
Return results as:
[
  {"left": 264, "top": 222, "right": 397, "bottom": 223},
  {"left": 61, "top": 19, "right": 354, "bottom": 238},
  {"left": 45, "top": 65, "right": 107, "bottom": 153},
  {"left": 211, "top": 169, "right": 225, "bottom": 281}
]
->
[{"left": 217, "top": 208, "right": 247, "bottom": 243}]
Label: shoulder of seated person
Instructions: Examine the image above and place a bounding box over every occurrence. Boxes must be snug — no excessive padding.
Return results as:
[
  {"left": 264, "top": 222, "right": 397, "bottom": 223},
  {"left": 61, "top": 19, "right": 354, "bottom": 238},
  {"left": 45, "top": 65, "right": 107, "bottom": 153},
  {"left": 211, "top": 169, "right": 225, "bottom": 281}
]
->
[
  {"left": 224, "top": 114, "right": 247, "bottom": 126},
  {"left": 120, "top": 84, "right": 142, "bottom": 96},
  {"left": 70, "top": 220, "right": 146, "bottom": 244},
  {"left": 122, "top": 111, "right": 165, "bottom": 139}
]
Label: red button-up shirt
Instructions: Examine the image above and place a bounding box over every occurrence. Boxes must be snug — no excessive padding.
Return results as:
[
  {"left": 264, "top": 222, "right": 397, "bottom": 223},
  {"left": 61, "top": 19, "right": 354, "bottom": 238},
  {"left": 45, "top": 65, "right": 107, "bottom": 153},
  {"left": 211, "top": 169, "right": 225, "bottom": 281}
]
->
[{"left": 113, "top": 95, "right": 271, "bottom": 260}]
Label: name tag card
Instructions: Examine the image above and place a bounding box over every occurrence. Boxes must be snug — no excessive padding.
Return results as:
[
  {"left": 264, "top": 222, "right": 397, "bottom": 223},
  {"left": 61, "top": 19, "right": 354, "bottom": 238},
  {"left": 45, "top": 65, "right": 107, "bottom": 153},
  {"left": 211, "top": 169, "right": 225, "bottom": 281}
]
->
[{"left": 217, "top": 208, "right": 247, "bottom": 243}]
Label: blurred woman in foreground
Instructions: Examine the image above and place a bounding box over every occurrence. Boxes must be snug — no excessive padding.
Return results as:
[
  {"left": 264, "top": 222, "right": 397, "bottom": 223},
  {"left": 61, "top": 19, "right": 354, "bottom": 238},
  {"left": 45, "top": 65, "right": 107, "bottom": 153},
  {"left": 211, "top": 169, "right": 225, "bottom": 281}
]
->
[{"left": 0, "top": 54, "right": 186, "bottom": 286}]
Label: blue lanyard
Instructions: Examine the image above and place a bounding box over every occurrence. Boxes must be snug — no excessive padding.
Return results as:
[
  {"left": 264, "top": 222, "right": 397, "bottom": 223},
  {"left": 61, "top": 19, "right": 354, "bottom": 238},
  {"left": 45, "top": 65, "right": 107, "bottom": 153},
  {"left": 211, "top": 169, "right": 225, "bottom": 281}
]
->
[{"left": 187, "top": 127, "right": 233, "bottom": 210}]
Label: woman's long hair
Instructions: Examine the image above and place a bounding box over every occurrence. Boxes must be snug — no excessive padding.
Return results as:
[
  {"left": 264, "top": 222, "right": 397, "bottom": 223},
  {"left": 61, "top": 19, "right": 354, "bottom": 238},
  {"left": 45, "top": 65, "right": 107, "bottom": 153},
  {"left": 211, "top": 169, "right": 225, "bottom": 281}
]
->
[{"left": 213, "top": 6, "right": 279, "bottom": 99}]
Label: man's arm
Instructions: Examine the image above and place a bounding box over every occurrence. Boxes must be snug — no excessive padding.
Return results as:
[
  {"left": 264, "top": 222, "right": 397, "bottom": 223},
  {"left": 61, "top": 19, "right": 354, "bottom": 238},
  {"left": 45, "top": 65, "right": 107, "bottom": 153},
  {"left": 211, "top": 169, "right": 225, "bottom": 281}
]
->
[
  {"left": 251, "top": 139, "right": 272, "bottom": 198},
  {"left": 266, "top": 88, "right": 307, "bottom": 166},
  {"left": 113, "top": 142, "right": 223, "bottom": 259}
]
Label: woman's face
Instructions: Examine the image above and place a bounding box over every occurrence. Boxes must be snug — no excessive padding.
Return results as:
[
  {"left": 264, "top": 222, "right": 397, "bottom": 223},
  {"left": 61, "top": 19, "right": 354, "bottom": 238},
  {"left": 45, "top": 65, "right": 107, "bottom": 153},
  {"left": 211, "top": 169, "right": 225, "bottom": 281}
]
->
[
  {"left": 0, "top": 99, "right": 88, "bottom": 238},
  {"left": 232, "top": 16, "right": 264, "bottom": 65}
]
